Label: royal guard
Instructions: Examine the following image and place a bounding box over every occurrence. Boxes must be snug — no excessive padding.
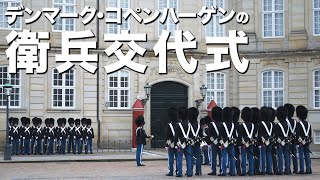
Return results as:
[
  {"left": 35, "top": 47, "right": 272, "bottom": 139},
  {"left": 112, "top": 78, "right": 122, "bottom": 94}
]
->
[
  {"left": 219, "top": 107, "right": 236, "bottom": 176},
  {"left": 174, "top": 107, "right": 192, "bottom": 177},
  {"left": 56, "top": 118, "right": 62, "bottom": 153},
  {"left": 188, "top": 107, "right": 202, "bottom": 176},
  {"left": 251, "top": 107, "right": 261, "bottom": 175},
  {"left": 85, "top": 119, "right": 94, "bottom": 154},
  {"left": 43, "top": 118, "right": 50, "bottom": 154},
  {"left": 67, "top": 118, "right": 75, "bottom": 154},
  {"left": 74, "top": 119, "right": 82, "bottom": 154},
  {"left": 80, "top": 118, "right": 87, "bottom": 153},
  {"left": 10, "top": 118, "right": 20, "bottom": 155},
  {"left": 22, "top": 117, "right": 32, "bottom": 155},
  {"left": 165, "top": 107, "right": 178, "bottom": 176},
  {"left": 207, "top": 106, "right": 223, "bottom": 176},
  {"left": 296, "top": 105, "right": 312, "bottom": 174},
  {"left": 258, "top": 107, "right": 274, "bottom": 175},
  {"left": 231, "top": 107, "right": 241, "bottom": 176},
  {"left": 135, "top": 115, "right": 153, "bottom": 167},
  {"left": 19, "top": 117, "right": 26, "bottom": 154},
  {"left": 58, "top": 118, "right": 68, "bottom": 154},
  {"left": 33, "top": 118, "right": 44, "bottom": 155},
  {"left": 284, "top": 103, "right": 298, "bottom": 174},
  {"left": 239, "top": 107, "right": 255, "bottom": 176},
  {"left": 31, "top": 117, "right": 37, "bottom": 154},
  {"left": 275, "top": 106, "right": 290, "bottom": 175},
  {"left": 200, "top": 116, "right": 211, "bottom": 166},
  {"left": 8, "top": 117, "right": 14, "bottom": 147},
  {"left": 46, "top": 118, "right": 56, "bottom": 155}
]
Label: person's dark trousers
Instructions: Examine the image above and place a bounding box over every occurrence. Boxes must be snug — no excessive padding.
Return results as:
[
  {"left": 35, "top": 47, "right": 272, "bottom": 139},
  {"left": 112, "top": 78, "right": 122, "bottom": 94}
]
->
[
  {"left": 11, "top": 138, "right": 19, "bottom": 155},
  {"left": 217, "top": 146, "right": 222, "bottom": 174},
  {"left": 20, "top": 137, "right": 24, "bottom": 154},
  {"left": 30, "top": 137, "right": 35, "bottom": 154},
  {"left": 85, "top": 138, "right": 93, "bottom": 154},
  {"left": 75, "top": 138, "right": 81, "bottom": 154},
  {"left": 24, "top": 139, "right": 31, "bottom": 155},
  {"left": 167, "top": 147, "right": 175, "bottom": 176},
  {"left": 43, "top": 138, "right": 47, "bottom": 154},
  {"left": 210, "top": 144, "right": 218, "bottom": 175},
  {"left": 192, "top": 145, "right": 202, "bottom": 175},
  {"left": 272, "top": 145, "right": 278, "bottom": 174},
  {"left": 241, "top": 145, "right": 254, "bottom": 175},
  {"left": 48, "top": 138, "right": 54, "bottom": 154},
  {"left": 176, "top": 147, "right": 183, "bottom": 177},
  {"left": 290, "top": 144, "right": 298, "bottom": 173},
  {"left": 235, "top": 145, "right": 241, "bottom": 175},
  {"left": 298, "top": 144, "right": 311, "bottom": 174},
  {"left": 277, "top": 144, "right": 290, "bottom": 174},
  {"left": 136, "top": 143, "right": 144, "bottom": 166},
  {"left": 261, "top": 144, "right": 273, "bottom": 174},
  {"left": 184, "top": 145, "right": 193, "bottom": 177},
  {"left": 60, "top": 138, "right": 66, "bottom": 154},
  {"left": 254, "top": 145, "right": 260, "bottom": 174},
  {"left": 221, "top": 145, "right": 235, "bottom": 176},
  {"left": 67, "top": 137, "right": 74, "bottom": 153},
  {"left": 35, "top": 138, "right": 42, "bottom": 155},
  {"left": 203, "top": 148, "right": 210, "bottom": 164}
]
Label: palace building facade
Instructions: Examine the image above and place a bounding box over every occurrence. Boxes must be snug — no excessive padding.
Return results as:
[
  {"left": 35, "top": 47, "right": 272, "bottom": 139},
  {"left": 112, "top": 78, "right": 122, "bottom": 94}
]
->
[{"left": 0, "top": 0, "right": 320, "bottom": 149}]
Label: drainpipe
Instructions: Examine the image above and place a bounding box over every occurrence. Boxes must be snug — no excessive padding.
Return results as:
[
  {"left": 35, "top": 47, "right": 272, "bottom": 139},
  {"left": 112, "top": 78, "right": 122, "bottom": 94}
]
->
[{"left": 96, "top": 0, "right": 101, "bottom": 150}]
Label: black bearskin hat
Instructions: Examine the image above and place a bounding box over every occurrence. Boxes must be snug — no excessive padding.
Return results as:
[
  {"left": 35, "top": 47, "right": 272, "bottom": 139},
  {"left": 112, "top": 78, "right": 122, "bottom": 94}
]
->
[
  {"left": 222, "top": 107, "right": 234, "bottom": 123},
  {"left": 276, "top": 106, "right": 288, "bottom": 122},
  {"left": 241, "top": 107, "right": 252, "bottom": 122},
  {"left": 135, "top": 115, "right": 145, "bottom": 127},
  {"left": 38, "top": 118, "right": 42, "bottom": 125},
  {"left": 57, "top": 118, "right": 62, "bottom": 126},
  {"left": 178, "top": 106, "right": 188, "bottom": 121},
  {"left": 188, "top": 107, "right": 199, "bottom": 123},
  {"left": 32, "top": 117, "right": 38, "bottom": 126},
  {"left": 9, "top": 117, "right": 14, "bottom": 125},
  {"left": 25, "top": 117, "right": 30, "bottom": 125},
  {"left": 86, "top": 119, "right": 92, "bottom": 126},
  {"left": 270, "top": 108, "right": 276, "bottom": 122},
  {"left": 260, "top": 106, "right": 272, "bottom": 122},
  {"left": 284, "top": 103, "right": 295, "bottom": 118},
  {"left": 50, "top": 118, "right": 54, "bottom": 126},
  {"left": 61, "top": 118, "right": 66, "bottom": 125},
  {"left": 75, "top": 119, "right": 81, "bottom": 125},
  {"left": 21, "top": 117, "right": 26, "bottom": 126},
  {"left": 211, "top": 106, "right": 222, "bottom": 122},
  {"left": 251, "top": 107, "right": 260, "bottom": 124},
  {"left": 296, "top": 105, "right": 308, "bottom": 121},
  {"left": 81, "top": 118, "right": 87, "bottom": 125},
  {"left": 204, "top": 116, "right": 212, "bottom": 124},
  {"left": 231, "top": 107, "right": 240, "bottom": 123},
  {"left": 168, "top": 107, "right": 178, "bottom": 123},
  {"left": 45, "top": 118, "right": 50, "bottom": 126},
  {"left": 14, "top": 117, "right": 19, "bottom": 125},
  {"left": 68, "top": 118, "right": 74, "bottom": 125}
]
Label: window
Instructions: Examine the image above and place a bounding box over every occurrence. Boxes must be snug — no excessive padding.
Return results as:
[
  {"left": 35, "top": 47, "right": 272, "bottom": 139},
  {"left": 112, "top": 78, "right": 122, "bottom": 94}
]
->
[
  {"left": 52, "top": 69, "right": 75, "bottom": 108},
  {"left": 107, "top": 70, "right": 130, "bottom": 109},
  {"left": 262, "top": 70, "right": 284, "bottom": 108},
  {"left": 206, "top": 72, "right": 226, "bottom": 107},
  {"left": 313, "top": 69, "right": 320, "bottom": 108},
  {"left": 0, "top": 0, "right": 21, "bottom": 29},
  {"left": 314, "top": 0, "right": 320, "bottom": 35},
  {"left": 107, "top": 0, "right": 129, "bottom": 34},
  {"left": 158, "top": 0, "right": 178, "bottom": 37},
  {"left": 0, "top": 66, "right": 21, "bottom": 108},
  {"left": 314, "top": 130, "right": 320, "bottom": 144},
  {"left": 53, "top": 0, "right": 76, "bottom": 31},
  {"left": 204, "top": 0, "right": 225, "bottom": 37},
  {"left": 262, "top": 0, "right": 284, "bottom": 37}
]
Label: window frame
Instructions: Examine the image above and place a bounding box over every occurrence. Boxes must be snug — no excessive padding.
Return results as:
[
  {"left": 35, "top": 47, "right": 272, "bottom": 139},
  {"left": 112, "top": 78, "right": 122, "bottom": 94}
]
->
[
  {"left": 204, "top": 0, "right": 225, "bottom": 37},
  {"left": 314, "top": 130, "right": 320, "bottom": 144},
  {"left": 314, "top": 0, "right": 320, "bottom": 36},
  {"left": 205, "top": 72, "right": 226, "bottom": 108},
  {"left": 106, "top": 0, "right": 130, "bottom": 34},
  {"left": 0, "top": 0, "right": 22, "bottom": 30},
  {"left": 261, "top": 70, "right": 284, "bottom": 108},
  {"left": 158, "top": 0, "right": 179, "bottom": 37},
  {"left": 51, "top": 68, "right": 76, "bottom": 109},
  {"left": 0, "top": 65, "right": 21, "bottom": 109},
  {"left": 106, "top": 70, "right": 131, "bottom": 110},
  {"left": 262, "top": 0, "right": 285, "bottom": 38},
  {"left": 52, "top": 0, "right": 76, "bottom": 32},
  {"left": 313, "top": 69, "right": 320, "bottom": 109}
]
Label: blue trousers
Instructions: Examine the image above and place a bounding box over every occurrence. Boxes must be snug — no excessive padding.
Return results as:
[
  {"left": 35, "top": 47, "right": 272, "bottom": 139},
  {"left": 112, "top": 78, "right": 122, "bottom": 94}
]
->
[
  {"left": 221, "top": 145, "right": 235, "bottom": 176},
  {"left": 167, "top": 147, "right": 175, "bottom": 175},
  {"left": 85, "top": 138, "right": 93, "bottom": 154},
  {"left": 203, "top": 147, "right": 210, "bottom": 164},
  {"left": 192, "top": 145, "right": 202, "bottom": 174},
  {"left": 136, "top": 144, "right": 144, "bottom": 166},
  {"left": 31, "top": 138, "right": 35, "bottom": 154},
  {"left": 241, "top": 145, "right": 254, "bottom": 175},
  {"left": 290, "top": 144, "right": 298, "bottom": 173},
  {"left": 75, "top": 138, "right": 82, "bottom": 154},
  {"left": 176, "top": 147, "right": 183, "bottom": 176},
  {"left": 261, "top": 144, "right": 273, "bottom": 174},
  {"left": 11, "top": 138, "right": 19, "bottom": 155},
  {"left": 210, "top": 144, "right": 219, "bottom": 175},
  {"left": 183, "top": 145, "right": 193, "bottom": 176},
  {"left": 235, "top": 145, "right": 241, "bottom": 174},
  {"left": 24, "top": 139, "right": 31, "bottom": 155},
  {"left": 35, "top": 138, "right": 43, "bottom": 154},
  {"left": 67, "top": 137, "right": 75, "bottom": 153},
  {"left": 298, "top": 144, "right": 311, "bottom": 174},
  {"left": 60, "top": 138, "right": 66, "bottom": 154},
  {"left": 277, "top": 144, "right": 290, "bottom": 174},
  {"left": 48, "top": 138, "right": 54, "bottom": 154}
]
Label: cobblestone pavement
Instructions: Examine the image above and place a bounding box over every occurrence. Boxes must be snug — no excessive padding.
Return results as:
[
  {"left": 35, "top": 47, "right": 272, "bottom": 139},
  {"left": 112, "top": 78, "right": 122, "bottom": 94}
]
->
[{"left": 0, "top": 159, "right": 319, "bottom": 180}]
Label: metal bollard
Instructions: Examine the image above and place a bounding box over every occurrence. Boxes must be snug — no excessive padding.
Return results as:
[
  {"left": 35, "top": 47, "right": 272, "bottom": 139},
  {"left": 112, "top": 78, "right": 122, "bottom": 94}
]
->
[{"left": 113, "top": 141, "right": 116, "bottom": 152}]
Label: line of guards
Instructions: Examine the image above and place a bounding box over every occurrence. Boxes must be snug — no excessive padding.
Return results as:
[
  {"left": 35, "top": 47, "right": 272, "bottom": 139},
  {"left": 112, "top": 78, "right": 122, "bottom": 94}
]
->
[
  {"left": 164, "top": 104, "right": 312, "bottom": 177},
  {"left": 8, "top": 117, "right": 94, "bottom": 155}
]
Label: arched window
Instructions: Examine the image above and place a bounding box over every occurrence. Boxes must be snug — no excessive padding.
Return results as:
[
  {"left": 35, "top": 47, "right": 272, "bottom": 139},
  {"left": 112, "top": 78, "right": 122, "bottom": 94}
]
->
[
  {"left": 262, "top": 70, "right": 284, "bottom": 108},
  {"left": 206, "top": 72, "right": 226, "bottom": 107}
]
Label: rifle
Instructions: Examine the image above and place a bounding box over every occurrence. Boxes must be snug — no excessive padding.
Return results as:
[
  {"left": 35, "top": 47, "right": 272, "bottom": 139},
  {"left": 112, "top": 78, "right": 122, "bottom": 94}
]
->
[
  {"left": 220, "top": 145, "right": 238, "bottom": 161},
  {"left": 281, "top": 144, "right": 296, "bottom": 158}
]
